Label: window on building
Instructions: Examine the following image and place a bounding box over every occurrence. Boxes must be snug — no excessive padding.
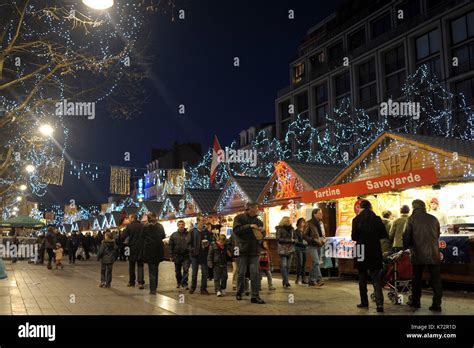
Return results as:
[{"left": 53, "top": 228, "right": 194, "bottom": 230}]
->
[
  {"left": 371, "top": 12, "right": 391, "bottom": 39},
  {"left": 335, "top": 71, "right": 351, "bottom": 108},
  {"left": 451, "top": 11, "right": 474, "bottom": 45},
  {"left": 310, "top": 52, "right": 325, "bottom": 68},
  {"left": 396, "top": 0, "right": 420, "bottom": 22},
  {"left": 452, "top": 42, "right": 474, "bottom": 75},
  {"left": 335, "top": 71, "right": 350, "bottom": 97},
  {"left": 385, "top": 71, "right": 406, "bottom": 99},
  {"left": 292, "top": 62, "right": 305, "bottom": 84},
  {"left": 455, "top": 77, "right": 474, "bottom": 107},
  {"left": 296, "top": 91, "right": 309, "bottom": 117},
  {"left": 358, "top": 59, "right": 376, "bottom": 86},
  {"left": 426, "top": 0, "right": 444, "bottom": 9},
  {"left": 359, "top": 84, "right": 377, "bottom": 109},
  {"left": 417, "top": 57, "right": 441, "bottom": 78},
  {"left": 416, "top": 29, "right": 440, "bottom": 60},
  {"left": 314, "top": 83, "right": 328, "bottom": 128},
  {"left": 315, "top": 105, "right": 328, "bottom": 128},
  {"left": 281, "top": 119, "right": 291, "bottom": 138},
  {"left": 349, "top": 27, "right": 366, "bottom": 51},
  {"left": 453, "top": 77, "right": 474, "bottom": 137},
  {"left": 279, "top": 100, "right": 292, "bottom": 139},
  {"left": 384, "top": 45, "right": 405, "bottom": 74},
  {"left": 315, "top": 84, "right": 328, "bottom": 104},
  {"left": 328, "top": 41, "right": 344, "bottom": 63}
]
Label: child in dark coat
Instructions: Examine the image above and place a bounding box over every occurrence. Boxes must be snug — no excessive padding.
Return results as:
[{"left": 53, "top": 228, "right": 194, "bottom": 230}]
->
[
  {"left": 208, "top": 234, "right": 231, "bottom": 297},
  {"left": 97, "top": 231, "right": 118, "bottom": 288}
]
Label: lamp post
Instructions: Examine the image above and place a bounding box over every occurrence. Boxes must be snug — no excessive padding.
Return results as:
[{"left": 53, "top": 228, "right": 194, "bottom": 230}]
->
[
  {"left": 82, "top": 0, "right": 114, "bottom": 10},
  {"left": 39, "top": 124, "right": 54, "bottom": 137},
  {"left": 25, "top": 165, "right": 35, "bottom": 173}
]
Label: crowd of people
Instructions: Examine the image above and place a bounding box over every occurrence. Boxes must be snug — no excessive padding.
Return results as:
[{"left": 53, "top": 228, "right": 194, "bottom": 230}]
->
[
  {"left": 22, "top": 198, "right": 444, "bottom": 311},
  {"left": 352, "top": 199, "right": 443, "bottom": 313}
]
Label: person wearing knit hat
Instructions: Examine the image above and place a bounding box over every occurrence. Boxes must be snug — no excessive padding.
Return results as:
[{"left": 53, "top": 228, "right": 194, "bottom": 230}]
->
[{"left": 429, "top": 198, "right": 448, "bottom": 227}]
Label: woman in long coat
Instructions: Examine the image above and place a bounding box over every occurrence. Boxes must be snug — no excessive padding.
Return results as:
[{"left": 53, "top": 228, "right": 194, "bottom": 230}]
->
[
  {"left": 351, "top": 200, "right": 387, "bottom": 312},
  {"left": 142, "top": 213, "right": 166, "bottom": 295}
]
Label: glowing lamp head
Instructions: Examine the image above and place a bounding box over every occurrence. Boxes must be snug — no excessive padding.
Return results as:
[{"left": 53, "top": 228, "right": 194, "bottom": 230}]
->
[
  {"left": 39, "top": 124, "right": 54, "bottom": 137},
  {"left": 16, "top": 196, "right": 23, "bottom": 202},
  {"left": 13, "top": 207, "right": 19, "bottom": 212},
  {"left": 82, "top": 0, "right": 114, "bottom": 10},
  {"left": 19, "top": 184, "right": 27, "bottom": 191},
  {"left": 25, "top": 165, "right": 36, "bottom": 173}
]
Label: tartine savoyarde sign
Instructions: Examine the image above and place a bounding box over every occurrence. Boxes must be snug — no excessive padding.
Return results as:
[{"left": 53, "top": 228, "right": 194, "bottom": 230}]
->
[{"left": 301, "top": 167, "right": 437, "bottom": 203}]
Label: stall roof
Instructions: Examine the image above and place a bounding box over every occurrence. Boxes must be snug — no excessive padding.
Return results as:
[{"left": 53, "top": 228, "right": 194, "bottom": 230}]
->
[
  {"left": 330, "top": 132, "right": 474, "bottom": 185},
  {"left": 0, "top": 215, "right": 44, "bottom": 228},
  {"left": 166, "top": 195, "right": 183, "bottom": 210},
  {"left": 186, "top": 189, "right": 222, "bottom": 213},
  {"left": 284, "top": 161, "right": 344, "bottom": 188},
  {"left": 123, "top": 207, "right": 139, "bottom": 215},
  {"left": 143, "top": 201, "right": 164, "bottom": 215},
  {"left": 396, "top": 133, "right": 474, "bottom": 160},
  {"left": 232, "top": 176, "right": 270, "bottom": 203}
]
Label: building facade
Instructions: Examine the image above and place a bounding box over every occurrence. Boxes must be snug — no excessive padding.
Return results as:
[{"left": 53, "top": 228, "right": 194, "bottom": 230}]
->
[{"left": 276, "top": 0, "right": 474, "bottom": 141}]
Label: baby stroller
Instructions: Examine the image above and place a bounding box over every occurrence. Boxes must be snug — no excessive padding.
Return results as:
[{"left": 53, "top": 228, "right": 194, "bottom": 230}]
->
[{"left": 371, "top": 250, "right": 413, "bottom": 305}]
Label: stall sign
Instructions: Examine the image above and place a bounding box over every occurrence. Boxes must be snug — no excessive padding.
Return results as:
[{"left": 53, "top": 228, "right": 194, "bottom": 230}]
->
[
  {"left": 439, "top": 236, "right": 471, "bottom": 264},
  {"left": 301, "top": 167, "right": 437, "bottom": 203}
]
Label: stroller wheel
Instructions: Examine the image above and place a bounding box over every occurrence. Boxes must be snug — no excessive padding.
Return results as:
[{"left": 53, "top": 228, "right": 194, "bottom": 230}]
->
[{"left": 370, "top": 293, "right": 376, "bottom": 301}]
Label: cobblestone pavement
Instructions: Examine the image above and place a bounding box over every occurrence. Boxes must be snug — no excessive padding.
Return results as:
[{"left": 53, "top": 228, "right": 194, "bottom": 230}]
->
[{"left": 1, "top": 260, "right": 473, "bottom": 315}]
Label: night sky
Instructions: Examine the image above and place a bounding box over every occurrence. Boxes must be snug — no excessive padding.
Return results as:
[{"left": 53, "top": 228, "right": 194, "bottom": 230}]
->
[{"left": 42, "top": 0, "right": 346, "bottom": 206}]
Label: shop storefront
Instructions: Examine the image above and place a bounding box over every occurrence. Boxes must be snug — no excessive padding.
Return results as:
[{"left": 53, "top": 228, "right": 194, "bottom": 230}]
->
[
  {"left": 257, "top": 161, "right": 342, "bottom": 271},
  {"left": 300, "top": 132, "right": 474, "bottom": 283}
]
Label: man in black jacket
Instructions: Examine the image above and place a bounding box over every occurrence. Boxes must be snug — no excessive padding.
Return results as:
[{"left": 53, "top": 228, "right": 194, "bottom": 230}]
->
[
  {"left": 233, "top": 202, "right": 265, "bottom": 304},
  {"left": 351, "top": 200, "right": 387, "bottom": 313},
  {"left": 403, "top": 199, "right": 442, "bottom": 312},
  {"left": 142, "top": 213, "right": 166, "bottom": 295},
  {"left": 169, "top": 220, "right": 191, "bottom": 289},
  {"left": 124, "top": 214, "right": 145, "bottom": 289},
  {"left": 187, "top": 215, "right": 212, "bottom": 295}
]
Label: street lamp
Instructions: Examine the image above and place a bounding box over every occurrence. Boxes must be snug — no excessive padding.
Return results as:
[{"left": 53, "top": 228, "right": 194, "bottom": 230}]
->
[
  {"left": 19, "top": 184, "right": 27, "bottom": 191},
  {"left": 39, "top": 124, "right": 54, "bottom": 137},
  {"left": 13, "top": 207, "right": 19, "bottom": 212},
  {"left": 25, "top": 165, "right": 35, "bottom": 173},
  {"left": 82, "top": 0, "right": 114, "bottom": 10},
  {"left": 16, "top": 196, "right": 22, "bottom": 202}
]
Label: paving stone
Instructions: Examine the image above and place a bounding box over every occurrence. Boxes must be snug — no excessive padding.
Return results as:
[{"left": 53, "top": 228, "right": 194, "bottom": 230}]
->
[{"left": 0, "top": 260, "right": 473, "bottom": 315}]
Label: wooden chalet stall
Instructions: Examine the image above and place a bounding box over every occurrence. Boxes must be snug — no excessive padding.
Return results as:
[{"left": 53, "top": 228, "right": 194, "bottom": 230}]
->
[
  {"left": 300, "top": 132, "right": 474, "bottom": 284},
  {"left": 214, "top": 176, "right": 269, "bottom": 237},
  {"left": 158, "top": 194, "right": 186, "bottom": 236},
  {"left": 184, "top": 188, "right": 223, "bottom": 230},
  {"left": 257, "top": 161, "right": 343, "bottom": 271}
]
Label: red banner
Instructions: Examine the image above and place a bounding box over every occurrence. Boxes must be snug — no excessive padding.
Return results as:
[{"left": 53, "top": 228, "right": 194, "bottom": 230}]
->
[{"left": 301, "top": 167, "right": 437, "bottom": 203}]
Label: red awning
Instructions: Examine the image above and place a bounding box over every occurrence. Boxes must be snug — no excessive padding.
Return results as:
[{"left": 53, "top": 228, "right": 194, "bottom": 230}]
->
[{"left": 300, "top": 167, "right": 437, "bottom": 203}]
